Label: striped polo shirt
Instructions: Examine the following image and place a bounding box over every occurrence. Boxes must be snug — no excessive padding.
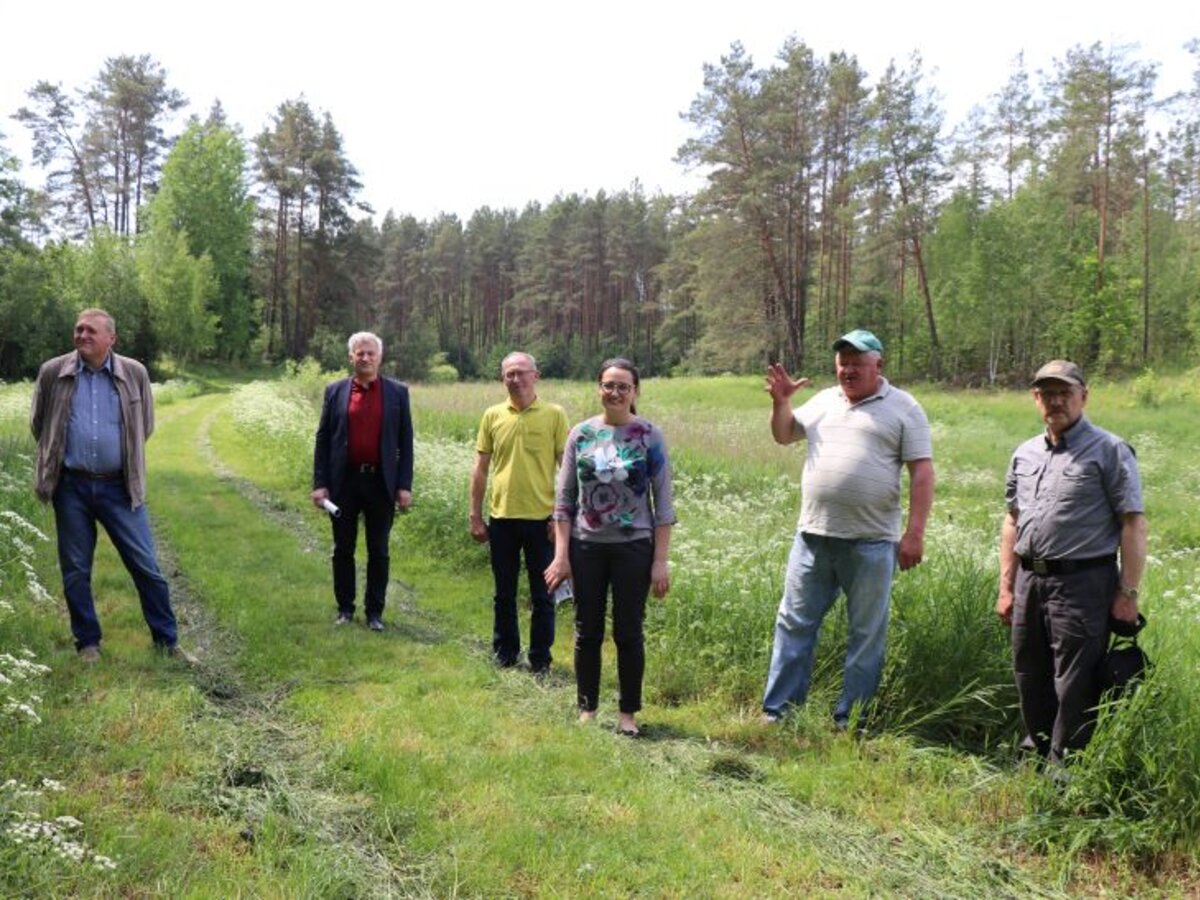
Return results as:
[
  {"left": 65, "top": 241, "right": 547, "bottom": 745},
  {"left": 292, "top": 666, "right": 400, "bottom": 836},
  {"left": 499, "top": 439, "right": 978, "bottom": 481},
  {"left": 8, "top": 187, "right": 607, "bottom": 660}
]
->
[{"left": 792, "top": 378, "right": 933, "bottom": 541}]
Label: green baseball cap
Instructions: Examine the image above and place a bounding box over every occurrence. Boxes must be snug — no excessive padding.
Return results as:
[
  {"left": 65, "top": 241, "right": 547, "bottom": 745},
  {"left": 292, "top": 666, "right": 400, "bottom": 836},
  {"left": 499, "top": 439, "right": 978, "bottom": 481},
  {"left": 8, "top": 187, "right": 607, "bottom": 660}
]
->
[{"left": 832, "top": 329, "right": 884, "bottom": 353}]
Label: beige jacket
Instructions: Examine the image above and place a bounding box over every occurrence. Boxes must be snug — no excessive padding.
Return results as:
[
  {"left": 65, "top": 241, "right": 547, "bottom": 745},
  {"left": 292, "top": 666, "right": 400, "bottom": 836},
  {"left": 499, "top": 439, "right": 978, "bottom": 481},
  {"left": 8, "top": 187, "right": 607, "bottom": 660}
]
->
[{"left": 30, "top": 350, "right": 156, "bottom": 508}]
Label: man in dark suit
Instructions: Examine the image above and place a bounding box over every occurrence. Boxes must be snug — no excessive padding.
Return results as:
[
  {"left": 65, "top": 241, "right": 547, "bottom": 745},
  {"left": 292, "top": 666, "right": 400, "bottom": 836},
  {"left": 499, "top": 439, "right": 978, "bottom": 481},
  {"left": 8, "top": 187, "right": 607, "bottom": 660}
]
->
[{"left": 312, "top": 331, "right": 414, "bottom": 631}]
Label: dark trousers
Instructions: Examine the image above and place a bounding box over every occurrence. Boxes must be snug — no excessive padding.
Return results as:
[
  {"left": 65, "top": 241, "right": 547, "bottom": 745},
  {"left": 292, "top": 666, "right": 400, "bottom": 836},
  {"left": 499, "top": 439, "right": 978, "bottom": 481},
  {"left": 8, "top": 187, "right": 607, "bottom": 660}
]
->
[
  {"left": 1012, "top": 563, "right": 1116, "bottom": 761},
  {"left": 488, "top": 517, "right": 556, "bottom": 670},
  {"left": 571, "top": 538, "right": 652, "bottom": 713},
  {"left": 330, "top": 471, "right": 395, "bottom": 618}
]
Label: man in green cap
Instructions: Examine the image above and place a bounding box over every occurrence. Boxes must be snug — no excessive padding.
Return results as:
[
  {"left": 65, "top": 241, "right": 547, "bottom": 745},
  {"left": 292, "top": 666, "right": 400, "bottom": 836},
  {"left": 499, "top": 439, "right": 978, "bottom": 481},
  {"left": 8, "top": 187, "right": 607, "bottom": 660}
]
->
[{"left": 761, "top": 329, "right": 935, "bottom": 728}]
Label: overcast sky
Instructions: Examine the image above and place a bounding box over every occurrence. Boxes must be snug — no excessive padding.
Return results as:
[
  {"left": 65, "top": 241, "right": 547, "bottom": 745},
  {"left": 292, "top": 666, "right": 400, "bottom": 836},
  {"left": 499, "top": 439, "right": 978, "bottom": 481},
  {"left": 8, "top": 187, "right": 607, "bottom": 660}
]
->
[{"left": 2, "top": 0, "right": 1195, "bottom": 222}]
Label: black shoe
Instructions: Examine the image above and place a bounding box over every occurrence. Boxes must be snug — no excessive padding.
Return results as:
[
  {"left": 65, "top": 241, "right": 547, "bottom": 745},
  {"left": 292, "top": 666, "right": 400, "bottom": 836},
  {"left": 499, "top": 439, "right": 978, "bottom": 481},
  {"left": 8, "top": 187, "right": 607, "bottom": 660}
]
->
[
  {"left": 833, "top": 718, "right": 867, "bottom": 737},
  {"left": 1018, "top": 733, "right": 1050, "bottom": 758},
  {"left": 367, "top": 617, "right": 384, "bottom": 632},
  {"left": 335, "top": 612, "right": 353, "bottom": 626}
]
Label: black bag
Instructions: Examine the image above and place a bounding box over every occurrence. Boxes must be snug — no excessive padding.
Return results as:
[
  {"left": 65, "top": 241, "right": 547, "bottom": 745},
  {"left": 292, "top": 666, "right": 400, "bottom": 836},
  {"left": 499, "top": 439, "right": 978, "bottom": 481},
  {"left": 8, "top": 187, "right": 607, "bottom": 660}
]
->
[{"left": 1096, "top": 613, "right": 1150, "bottom": 698}]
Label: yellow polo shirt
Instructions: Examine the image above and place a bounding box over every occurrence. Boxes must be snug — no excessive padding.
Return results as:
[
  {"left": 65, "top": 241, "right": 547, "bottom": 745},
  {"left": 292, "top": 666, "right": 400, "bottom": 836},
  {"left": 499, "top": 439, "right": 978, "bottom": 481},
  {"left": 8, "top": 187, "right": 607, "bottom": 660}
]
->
[{"left": 476, "top": 397, "right": 569, "bottom": 519}]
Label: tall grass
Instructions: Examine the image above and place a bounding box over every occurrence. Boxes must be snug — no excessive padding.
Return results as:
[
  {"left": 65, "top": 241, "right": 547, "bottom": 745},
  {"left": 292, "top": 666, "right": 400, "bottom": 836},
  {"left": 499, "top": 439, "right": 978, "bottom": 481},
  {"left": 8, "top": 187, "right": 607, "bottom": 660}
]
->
[
  {"left": 151, "top": 378, "right": 203, "bottom": 406},
  {"left": 0, "top": 402, "right": 121, "bottom": 882},
  {"left": 880, "top": 555, "right": 1017, "bottom": 748}
]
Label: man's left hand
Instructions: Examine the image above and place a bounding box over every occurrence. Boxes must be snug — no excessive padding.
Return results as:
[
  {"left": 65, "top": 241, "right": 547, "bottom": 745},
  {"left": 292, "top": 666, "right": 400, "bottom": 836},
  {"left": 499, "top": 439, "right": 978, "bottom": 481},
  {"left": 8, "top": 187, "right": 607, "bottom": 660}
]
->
[
  {"left": 396, "top": 490, "right": 413, "bottom": 511},
  {"left": 1111, "top": 589, "right": 1139, "bottom": 624},
  {"left": 898, "top": 530, "right": 924, "bottom": 571}
]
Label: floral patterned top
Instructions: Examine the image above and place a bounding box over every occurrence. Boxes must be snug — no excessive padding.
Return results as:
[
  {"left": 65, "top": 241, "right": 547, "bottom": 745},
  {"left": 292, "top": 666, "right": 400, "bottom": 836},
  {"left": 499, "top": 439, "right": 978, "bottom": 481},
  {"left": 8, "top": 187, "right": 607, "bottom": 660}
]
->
[{"left": 553, "top": 415, "right": 676, "bottom": 543}]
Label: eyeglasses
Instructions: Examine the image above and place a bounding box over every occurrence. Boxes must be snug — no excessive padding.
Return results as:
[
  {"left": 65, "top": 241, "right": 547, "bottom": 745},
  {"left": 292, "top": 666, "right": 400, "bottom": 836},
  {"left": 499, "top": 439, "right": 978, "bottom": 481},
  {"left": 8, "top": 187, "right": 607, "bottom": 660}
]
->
[
  {"left": 600, "top": 381, "right": 635, "bottom": 395},
  {"left": 1034, "top": 387, "right": 1077, "bottom": 402}
]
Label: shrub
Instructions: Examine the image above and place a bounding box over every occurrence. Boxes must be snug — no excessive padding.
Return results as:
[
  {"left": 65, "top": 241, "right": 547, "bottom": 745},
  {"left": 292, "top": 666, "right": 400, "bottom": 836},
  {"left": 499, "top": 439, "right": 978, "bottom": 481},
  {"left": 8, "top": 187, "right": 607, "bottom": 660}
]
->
[{"left": 1130, "top": 369, "right": 1159, "bottom": 409}]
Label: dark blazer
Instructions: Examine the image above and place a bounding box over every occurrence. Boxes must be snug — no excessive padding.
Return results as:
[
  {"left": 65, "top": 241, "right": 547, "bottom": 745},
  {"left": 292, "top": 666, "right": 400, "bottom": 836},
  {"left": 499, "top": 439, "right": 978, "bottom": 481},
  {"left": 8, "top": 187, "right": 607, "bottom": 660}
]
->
[{"left": 313, "top": 376, "right": 414, "bottom": 502}]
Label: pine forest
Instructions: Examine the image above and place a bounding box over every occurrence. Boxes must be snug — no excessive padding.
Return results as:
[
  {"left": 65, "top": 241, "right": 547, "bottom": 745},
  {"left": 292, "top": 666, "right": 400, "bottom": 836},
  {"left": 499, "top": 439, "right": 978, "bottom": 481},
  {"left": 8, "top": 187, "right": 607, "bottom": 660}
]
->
[{"left": 1, "top": 40, "right": 1199, "bottom": 383}]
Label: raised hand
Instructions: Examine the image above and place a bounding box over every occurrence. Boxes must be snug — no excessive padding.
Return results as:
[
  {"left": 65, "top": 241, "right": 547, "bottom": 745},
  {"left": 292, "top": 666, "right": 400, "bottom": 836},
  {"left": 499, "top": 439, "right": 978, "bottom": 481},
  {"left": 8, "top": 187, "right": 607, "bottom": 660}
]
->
[{"left": 765, "top": 363, "right": 811, "bottom": 403}]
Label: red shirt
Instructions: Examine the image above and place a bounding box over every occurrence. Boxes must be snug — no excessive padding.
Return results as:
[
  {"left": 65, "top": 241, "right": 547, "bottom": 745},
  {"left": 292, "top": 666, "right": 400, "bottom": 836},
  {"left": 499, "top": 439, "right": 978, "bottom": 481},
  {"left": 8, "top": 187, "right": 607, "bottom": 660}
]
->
[{"left": 347, "top": 378, "right": 383, "bottom": 468}]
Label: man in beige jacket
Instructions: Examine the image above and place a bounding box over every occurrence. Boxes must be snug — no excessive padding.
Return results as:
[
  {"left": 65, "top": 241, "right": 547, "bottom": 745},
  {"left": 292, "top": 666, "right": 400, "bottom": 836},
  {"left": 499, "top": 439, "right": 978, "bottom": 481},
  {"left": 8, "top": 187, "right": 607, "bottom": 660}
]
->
[{"left": 31, "top": 308, "right": 190, "bottom": 664}]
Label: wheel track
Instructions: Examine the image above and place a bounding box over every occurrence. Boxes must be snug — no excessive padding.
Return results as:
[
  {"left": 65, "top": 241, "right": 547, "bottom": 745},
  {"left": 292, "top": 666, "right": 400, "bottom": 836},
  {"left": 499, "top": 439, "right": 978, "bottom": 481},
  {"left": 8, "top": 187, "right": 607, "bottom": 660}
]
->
[{"left": 146, "top": 400, "right": 437, "bottom": 897}]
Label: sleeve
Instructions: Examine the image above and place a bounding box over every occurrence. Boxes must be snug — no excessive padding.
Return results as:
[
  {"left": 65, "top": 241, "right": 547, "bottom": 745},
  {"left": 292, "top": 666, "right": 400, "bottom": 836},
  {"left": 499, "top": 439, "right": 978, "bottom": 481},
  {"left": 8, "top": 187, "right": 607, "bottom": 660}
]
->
[
  {"left": 1105, "top": 440, "right": 1144, "bottom": 515},
  {"left": 791, "top": 405, "right": 807, "bottom": 438},
  {"left": 553, "top": 426, "right": 580, "bottom": 522},
  {"left": 29, "top": 366, "right": 47, "bottom": 440},
  {"left": 1004, "top": 454, "right": 1019, "bottom": 513},
  {"left": 396, "top": 384, "right": 414, "bottom": 492},
  {"left": 313, "top": 384, "right": 334, "bottom": 490},
  {"left": 554, "top": 406, "right": 569, "bottom": 455},
  {"left": 141, "top": 366, "right": 155, "bottom": 439},
  {"left": 648, "top": 425, "right": 677, "bottom": 527},
  {"left": 475, "top": 408, "right": 493, "bottom": 455},
  {"left": 791, "top": 391, "right": 822, "bottom": 438},
  {"left": 900, "top": 399, "right": 933, "bottom": 461}
]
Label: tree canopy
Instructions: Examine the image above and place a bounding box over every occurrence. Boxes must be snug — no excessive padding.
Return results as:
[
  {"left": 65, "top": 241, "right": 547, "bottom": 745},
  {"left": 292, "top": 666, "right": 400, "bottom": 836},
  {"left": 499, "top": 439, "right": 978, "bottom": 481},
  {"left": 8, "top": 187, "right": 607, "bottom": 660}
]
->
[{"left": 3, "top": 40, "right": 1199, "bottom": 382}]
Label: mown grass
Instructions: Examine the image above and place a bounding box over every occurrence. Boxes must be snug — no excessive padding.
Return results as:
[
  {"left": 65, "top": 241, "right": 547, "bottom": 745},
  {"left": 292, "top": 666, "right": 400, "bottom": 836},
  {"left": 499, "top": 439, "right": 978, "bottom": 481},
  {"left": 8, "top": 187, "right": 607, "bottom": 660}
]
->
[
  {"left": 2, "top": 390, "right": 418, "bottom": 895},
  {"left": 2, "top": 370, "right": 1198, "bottom": 894}
]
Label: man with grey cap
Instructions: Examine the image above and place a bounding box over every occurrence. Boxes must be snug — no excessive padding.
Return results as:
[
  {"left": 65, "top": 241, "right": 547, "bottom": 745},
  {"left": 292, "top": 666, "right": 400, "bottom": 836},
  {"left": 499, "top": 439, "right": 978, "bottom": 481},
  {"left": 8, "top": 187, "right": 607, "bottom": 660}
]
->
[
  {"left": 761, "top": 329, "right": 935, "bottom": 728},
  {"left": 997, "top": 360, "right": 1146, "bottom": 762}
]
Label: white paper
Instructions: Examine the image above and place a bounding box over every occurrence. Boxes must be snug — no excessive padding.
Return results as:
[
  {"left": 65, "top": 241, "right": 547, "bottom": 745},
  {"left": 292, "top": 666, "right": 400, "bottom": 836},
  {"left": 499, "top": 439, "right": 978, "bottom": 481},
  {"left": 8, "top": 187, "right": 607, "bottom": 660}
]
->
[{"left": 553, "top": 579, "right": 573, "bottom": 605}]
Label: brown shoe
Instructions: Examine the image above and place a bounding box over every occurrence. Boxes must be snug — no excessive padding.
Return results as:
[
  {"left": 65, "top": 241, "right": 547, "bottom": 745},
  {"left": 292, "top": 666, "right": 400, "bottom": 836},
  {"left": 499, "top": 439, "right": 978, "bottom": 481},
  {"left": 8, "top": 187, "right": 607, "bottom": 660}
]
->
[{"left": 78, "top": 645, "right": 101, "bottom": 664}]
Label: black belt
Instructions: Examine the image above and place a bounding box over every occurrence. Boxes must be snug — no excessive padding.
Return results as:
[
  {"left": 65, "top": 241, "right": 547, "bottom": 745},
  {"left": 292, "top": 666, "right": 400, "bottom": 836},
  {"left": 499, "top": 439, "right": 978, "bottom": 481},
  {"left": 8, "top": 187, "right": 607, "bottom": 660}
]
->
[
  {"left": 1019, "top": 554, "right": 1116, "bottom": 575},
  {"left": 351, "top": 464, "right": 379, "bottom": 474},
  {"left": 64, "top": 467, "right": 122, "bottom": 482}
]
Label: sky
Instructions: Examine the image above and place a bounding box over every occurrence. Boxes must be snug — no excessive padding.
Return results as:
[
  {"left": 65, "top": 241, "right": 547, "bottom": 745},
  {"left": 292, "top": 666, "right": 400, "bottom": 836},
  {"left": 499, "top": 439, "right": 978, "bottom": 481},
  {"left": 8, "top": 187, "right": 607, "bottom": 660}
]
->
[{"left": 2, "top": 0, "right": 1196, "bottom": 223}]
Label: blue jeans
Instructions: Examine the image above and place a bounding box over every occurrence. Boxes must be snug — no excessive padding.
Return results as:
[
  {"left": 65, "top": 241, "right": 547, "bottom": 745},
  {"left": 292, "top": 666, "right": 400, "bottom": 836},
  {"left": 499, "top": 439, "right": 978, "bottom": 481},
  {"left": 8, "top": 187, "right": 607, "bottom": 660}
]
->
[
  {"left": 52, "top": 471, "right": 177, "bottom": 650},
  {"left": 488, "top": 518, "right": 555, "bottom": 670},
  {"left": 762, "top": 532, "right": 897, "bottom": 722}
]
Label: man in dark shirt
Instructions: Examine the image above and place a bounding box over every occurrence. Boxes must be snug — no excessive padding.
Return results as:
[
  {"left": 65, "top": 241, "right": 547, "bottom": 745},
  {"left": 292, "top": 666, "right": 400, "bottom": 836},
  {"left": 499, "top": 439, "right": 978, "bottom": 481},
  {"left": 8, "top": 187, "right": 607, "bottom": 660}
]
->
[
  {"left": 312, "top": 332, "right": 414, "bottom": 631},
  {"left": 997, "top": 360, "right": 1147, "bottom": 762}
]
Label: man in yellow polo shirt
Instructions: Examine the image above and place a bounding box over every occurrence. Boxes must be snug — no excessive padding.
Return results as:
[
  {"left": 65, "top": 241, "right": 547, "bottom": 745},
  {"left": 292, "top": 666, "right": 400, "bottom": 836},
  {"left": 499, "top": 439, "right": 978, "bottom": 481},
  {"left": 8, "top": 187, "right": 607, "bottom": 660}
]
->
[{"left": 470, "top": 351, "right": 569, "bottom": 673}]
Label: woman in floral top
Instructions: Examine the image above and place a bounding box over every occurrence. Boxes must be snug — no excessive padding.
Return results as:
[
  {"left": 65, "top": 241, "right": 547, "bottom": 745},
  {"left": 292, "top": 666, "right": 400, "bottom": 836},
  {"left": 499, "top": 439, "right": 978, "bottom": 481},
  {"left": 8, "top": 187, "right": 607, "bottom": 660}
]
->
[{"left": 545, "top": 358, "right": 676, "bottom": 737}]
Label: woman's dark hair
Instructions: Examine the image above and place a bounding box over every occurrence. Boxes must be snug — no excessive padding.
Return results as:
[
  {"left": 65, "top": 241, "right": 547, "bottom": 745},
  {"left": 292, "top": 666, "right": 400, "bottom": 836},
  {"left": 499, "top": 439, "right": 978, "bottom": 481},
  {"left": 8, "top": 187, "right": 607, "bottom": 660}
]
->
[{"left": 598, "top": 357, "right": 640, "bottom": 415}]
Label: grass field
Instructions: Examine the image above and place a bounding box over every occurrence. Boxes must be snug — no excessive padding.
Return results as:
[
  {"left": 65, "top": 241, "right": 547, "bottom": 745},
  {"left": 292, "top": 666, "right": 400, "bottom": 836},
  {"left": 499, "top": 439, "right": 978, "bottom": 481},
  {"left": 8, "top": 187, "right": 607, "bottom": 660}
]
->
[{"left": 1, "top": 368, "right": 1198, "bottom": 896}]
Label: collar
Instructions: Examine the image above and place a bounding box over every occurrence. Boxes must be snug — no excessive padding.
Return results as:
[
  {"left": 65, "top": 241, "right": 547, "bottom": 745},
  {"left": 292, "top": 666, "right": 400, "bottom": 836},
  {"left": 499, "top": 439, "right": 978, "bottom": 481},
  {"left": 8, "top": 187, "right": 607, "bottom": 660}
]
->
[
  {"left": 506, "top": 395, "right": 541, "bottom": 413},
  {"left": 1043, "top": 414, "right": 1091, "bottom": 450},
  {"left": 840, "top": 375, "right": 890, "bottom": 406},
  {"left": 74, "top": 352, "right": 113, "bottom": 376},
  {"left": 351, "top": 376, "right": 379, "bottom": 392}
]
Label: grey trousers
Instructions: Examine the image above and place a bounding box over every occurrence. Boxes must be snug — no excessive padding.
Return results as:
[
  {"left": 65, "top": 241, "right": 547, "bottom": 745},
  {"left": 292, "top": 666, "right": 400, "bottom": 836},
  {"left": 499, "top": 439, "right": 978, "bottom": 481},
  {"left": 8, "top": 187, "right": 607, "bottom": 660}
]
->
[{"left": 1012, "top": 563, "right": 1116, "bottom": 762}]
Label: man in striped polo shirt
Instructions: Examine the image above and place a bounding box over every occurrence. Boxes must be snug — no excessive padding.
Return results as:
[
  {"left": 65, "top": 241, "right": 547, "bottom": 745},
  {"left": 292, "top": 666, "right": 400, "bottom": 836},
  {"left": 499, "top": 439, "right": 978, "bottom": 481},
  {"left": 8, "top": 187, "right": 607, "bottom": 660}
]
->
[{"left": 761, "top": 329, "right": 935, "bottom": 728}]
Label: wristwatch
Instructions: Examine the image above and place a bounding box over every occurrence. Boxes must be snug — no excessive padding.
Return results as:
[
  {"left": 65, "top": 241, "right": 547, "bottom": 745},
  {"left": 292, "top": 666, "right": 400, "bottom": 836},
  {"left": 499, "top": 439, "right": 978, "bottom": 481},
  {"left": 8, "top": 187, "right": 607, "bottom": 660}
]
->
[{"left": 1119, "top": 583, "right": 1140, "bottom": 600}]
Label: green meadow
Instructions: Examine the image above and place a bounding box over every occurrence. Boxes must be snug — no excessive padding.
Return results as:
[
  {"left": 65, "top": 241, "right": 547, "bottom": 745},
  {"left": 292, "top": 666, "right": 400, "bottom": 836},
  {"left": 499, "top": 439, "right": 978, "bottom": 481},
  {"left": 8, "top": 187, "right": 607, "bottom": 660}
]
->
[{"left": 2, "top": 368, "right": 1198, "bottom": 896}]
